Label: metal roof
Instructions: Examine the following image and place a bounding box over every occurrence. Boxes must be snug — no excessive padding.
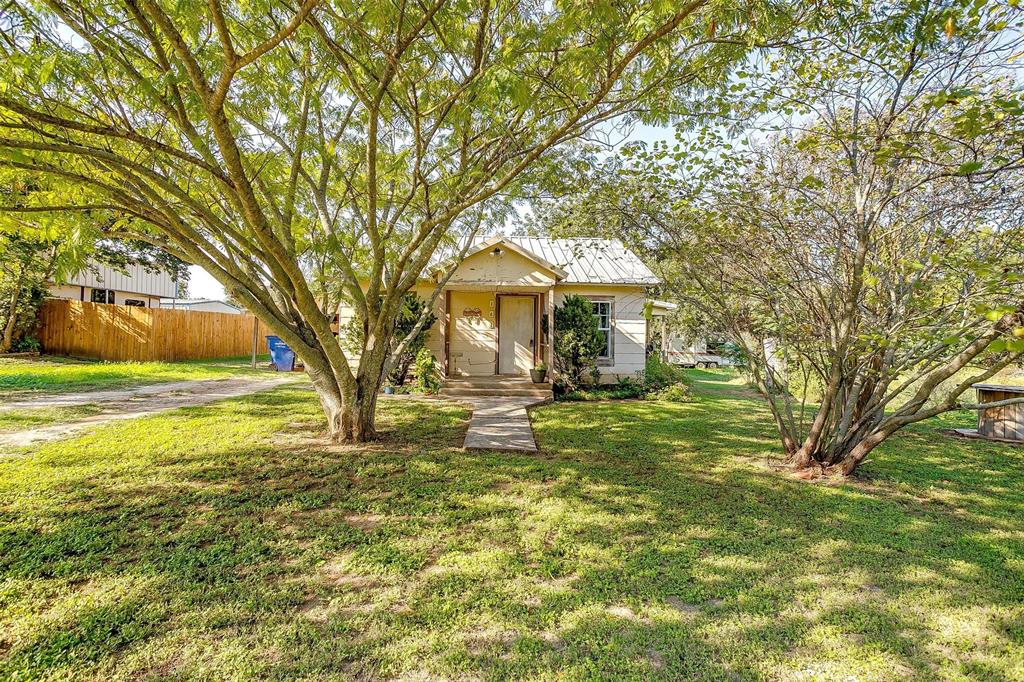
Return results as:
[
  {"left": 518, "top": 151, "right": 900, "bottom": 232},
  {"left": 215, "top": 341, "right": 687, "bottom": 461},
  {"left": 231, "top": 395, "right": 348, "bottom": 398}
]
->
[
  {"left": 159, "top": 298, "right": 240, "bottom": 308},
  {"left": 501, "top": 237, "right": 660, "bottom": 285},
  {"left": 972, "top": 383, "right": 1024, "bottom": 393}
]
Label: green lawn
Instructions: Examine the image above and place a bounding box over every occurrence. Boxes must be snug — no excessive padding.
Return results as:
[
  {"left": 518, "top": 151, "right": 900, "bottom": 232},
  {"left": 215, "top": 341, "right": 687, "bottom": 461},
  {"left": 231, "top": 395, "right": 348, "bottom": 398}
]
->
[
  {"left": 1, "top": 370, "right": 1021, "bottom": 680},
  {"left": 0, "top": 355, "right": 272, "bottom": 397},
  {"left": 0, "top": 405, "right": 104, "bottom": 433}
]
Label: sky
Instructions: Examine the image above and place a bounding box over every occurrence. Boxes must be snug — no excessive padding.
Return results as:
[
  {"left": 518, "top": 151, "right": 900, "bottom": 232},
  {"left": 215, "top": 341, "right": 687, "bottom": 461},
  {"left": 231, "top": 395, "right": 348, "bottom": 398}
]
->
[
  {"left": 185, "top": 122, "right": 676, "bottom": 301},
  {"left": 188, "top": 265, "right": 226, "bottom": 300}
]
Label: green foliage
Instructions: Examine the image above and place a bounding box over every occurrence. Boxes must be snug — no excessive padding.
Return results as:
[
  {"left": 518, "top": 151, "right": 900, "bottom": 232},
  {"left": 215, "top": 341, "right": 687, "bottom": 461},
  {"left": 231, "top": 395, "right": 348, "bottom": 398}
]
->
[
  {"left": 0, "top": 356, "right": 267, "bottom": 397},
  {"left": 641, "top": 355, "right": 691, "bottom": 402},
  {"left": 557, "top": 356, "right": 692, "bottom": 402},
  {"left": 642, "top": 354, "right": 687, "bottom": 393},
  {"left": 412, "top": 348, "right": 441, "bottom": 395},
  {"left": 342, "top": 294, "right": 437, "bottom": 386},
  {"left": 3, "top": 370, "right": 1020, "bottom": 679},
  {"left": 553, "top": 294, "right": 604, "bottom": 391},
  {"left": 11, "top": 333, "right": 41, "bottom": 353},
  {"left": 0, "top": 277, "right": 45, "bottom": 353},
  {"left": 392, "top": 295, "right": 438, "bottom": 386},
  {"left": 0, "top": 232, "right": 63, "bottom": 352},
  {"left": 648, "top": 380, "right": 693, "bottom": 402},
  {"left": 0, "top": 0, "right": 800, "bottom": 437}
]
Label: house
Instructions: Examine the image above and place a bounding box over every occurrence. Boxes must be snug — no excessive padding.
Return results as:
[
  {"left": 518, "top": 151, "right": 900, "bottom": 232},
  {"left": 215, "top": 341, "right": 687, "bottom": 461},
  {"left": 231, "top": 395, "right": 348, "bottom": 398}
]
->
[
  {"left": 47, "top": 261, "right": 179, "bottom": 308},
  {"left": 159, "top": 298, "right": 242, "bottom": 314},
  {"left": 338, "top": 236, "right": 670, "bottom": 392}
]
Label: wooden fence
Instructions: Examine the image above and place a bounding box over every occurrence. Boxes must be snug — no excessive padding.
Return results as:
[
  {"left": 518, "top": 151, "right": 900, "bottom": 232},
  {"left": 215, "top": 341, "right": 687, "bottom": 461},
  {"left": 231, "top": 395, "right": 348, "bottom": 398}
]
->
[{"left": 37, "top": 299, "right": 270, "bottom": 362}]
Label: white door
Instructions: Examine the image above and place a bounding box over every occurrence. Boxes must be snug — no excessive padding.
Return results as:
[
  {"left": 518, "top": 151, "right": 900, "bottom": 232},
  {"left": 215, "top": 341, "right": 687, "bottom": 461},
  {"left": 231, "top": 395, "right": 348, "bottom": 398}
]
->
[{"left": 498, "top": 296, "right": 535, "bottom": 375}]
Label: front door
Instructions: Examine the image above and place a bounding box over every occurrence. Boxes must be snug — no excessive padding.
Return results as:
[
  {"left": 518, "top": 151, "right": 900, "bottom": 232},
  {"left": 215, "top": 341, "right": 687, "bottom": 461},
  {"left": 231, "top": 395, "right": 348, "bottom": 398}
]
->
[{"left": 498, "top": 296, "right": 535, "bottom": 375}]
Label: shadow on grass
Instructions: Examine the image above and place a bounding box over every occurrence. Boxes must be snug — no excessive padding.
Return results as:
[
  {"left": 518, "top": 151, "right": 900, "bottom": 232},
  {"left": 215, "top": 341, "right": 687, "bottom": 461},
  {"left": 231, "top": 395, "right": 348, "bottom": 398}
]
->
[{"left": 0, "top": 375, "right": 1022, "bottom": 680}]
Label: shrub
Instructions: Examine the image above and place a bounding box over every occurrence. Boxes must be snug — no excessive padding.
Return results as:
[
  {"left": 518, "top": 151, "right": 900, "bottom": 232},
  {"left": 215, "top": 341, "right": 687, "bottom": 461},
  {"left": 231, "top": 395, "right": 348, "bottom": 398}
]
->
[
  {"left": 553, "top": 294, "right": 604, "bottom": 391},
  {"left": 0, "top": 281, "right": 46, "bottom": 353},
  {"left": 611, "top": 375, "right": 645, "bottom": 399},
  {"left": 412, "top": 348, "right": 441, "bottom": 394},
  {"left": 643, "top": 354, "right": 687, "bottom": 392},
  {"left": 643, "top": 355, "right": 692, "bottom": 402},
  {"left": 648, "top": 381, "right": 692, "bottom": 403},
  {"left": 11, "top": 335, "right": 41, "bottom": 353}
]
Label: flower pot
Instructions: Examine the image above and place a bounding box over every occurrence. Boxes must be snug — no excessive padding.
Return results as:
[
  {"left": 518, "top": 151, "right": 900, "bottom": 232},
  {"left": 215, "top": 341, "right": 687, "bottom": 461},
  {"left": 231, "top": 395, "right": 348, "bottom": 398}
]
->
[
  {"left": 529, "top": 369, "right": 547, "bottom": 383},
  {"left": 383, "top": 385, "right": 395, "bottom": 395}
]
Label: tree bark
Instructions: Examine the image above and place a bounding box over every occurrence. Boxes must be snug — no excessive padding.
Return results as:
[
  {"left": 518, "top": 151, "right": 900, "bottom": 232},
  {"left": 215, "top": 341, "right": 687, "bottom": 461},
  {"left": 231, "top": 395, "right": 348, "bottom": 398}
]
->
[
  {"left": 838, "top": 426, "right": 891, "bottom": 476},
  {"left": 1, "top": 272, "right": 23, "bottom": 353}
]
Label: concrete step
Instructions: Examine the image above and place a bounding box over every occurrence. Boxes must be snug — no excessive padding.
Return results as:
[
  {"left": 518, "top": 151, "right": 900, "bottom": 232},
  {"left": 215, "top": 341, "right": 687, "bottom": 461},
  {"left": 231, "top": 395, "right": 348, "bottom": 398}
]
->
[
  {"left": 446, "top": 375, "right": 542, "bottom": 384},
  {"left": 440, "top": 385, "right": 552, "bottom": 398}
]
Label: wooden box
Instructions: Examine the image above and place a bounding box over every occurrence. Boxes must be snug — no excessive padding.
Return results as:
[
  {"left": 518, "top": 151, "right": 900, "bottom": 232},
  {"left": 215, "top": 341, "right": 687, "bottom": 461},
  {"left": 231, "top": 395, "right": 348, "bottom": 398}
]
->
[{"left": 974, "top": 384, "right": 1024, "bottom": 442}]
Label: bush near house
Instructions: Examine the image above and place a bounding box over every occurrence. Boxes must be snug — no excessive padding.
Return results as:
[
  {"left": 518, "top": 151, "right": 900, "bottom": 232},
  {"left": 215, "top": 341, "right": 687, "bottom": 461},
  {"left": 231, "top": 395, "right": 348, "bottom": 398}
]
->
[
  {"left": 558, "top": 356, "right": 691, "bottom": 402},
  {"left": 412, "top": 348, "right": 442, "bottom": 394},
  {"left": 552, "top": 294, "right": 604, "bottom": 392}
]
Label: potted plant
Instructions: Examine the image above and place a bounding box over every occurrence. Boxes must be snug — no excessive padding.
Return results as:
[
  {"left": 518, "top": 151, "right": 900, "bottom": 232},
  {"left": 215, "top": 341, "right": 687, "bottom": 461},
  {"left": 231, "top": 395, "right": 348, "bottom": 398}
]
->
[{"left": 530, "top": 361, "right": 548, "bottom": 383}]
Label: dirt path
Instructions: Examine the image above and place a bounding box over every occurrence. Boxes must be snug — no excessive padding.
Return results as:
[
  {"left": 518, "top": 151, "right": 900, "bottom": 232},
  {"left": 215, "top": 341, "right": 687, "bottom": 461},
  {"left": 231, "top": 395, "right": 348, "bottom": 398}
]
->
[
  {"left": 0, "top": 376, "right": 296, "bottom": 451},
  {"left": 0, "top": 378, "right": 270, "bottom": 412}
]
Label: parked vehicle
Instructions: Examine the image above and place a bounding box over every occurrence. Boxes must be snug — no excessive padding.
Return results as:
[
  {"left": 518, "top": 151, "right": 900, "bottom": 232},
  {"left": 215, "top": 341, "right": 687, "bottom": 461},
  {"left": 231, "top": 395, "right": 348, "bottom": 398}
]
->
[
  {"left": 663, "top": 337, "right": 735, "bottom": 369},
  {"left": 664, "top": 350, "right": 732, "bottom": 369}
]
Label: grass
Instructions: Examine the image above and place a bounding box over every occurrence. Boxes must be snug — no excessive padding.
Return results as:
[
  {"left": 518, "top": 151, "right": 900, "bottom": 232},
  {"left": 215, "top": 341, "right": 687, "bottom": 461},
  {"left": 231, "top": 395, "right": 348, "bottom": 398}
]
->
[
  {"left": 0, "top": 405, "right": 104, "bottom": 433},
  {"left": 0, "top": 354, "right": 272, "bottom": 397},
  {"left": 0, "top": 369, "right": 1021, "bottom": 680}
]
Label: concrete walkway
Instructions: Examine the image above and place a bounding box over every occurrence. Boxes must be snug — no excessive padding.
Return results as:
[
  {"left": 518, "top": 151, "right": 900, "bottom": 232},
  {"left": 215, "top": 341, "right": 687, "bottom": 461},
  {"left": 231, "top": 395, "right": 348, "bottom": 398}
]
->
[
  {"left": 461, "top": 396, "right": 548, "bottom": 452},
  {"left": 0, "top": 376, "right": 294, "bottom": 450}
]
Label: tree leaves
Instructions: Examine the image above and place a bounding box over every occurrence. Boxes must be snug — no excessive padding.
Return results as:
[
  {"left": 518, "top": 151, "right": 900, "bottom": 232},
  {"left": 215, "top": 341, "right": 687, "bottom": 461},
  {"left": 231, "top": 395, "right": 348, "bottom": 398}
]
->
[{"left": 957, "top": 160, "right": 983, "bottom": 174}]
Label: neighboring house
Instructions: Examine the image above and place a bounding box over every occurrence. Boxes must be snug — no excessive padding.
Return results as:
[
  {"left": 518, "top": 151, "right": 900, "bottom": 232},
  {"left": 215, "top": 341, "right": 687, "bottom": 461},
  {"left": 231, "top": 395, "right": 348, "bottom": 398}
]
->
[
  {"left": 160, "top": 298, "right": 242, "bottom": 314},
  {"left": 47, "top": 262, "right": 179, "bottom": 308},
  {"left": 338, "top": 236, "right": 669, "bottom": 384}
]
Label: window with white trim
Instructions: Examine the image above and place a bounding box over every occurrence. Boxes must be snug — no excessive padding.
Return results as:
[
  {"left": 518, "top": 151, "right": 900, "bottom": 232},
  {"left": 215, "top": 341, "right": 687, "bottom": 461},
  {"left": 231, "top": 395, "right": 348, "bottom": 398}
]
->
[{"left": 592, "top": 300, "right": 612, "bottom": 359}]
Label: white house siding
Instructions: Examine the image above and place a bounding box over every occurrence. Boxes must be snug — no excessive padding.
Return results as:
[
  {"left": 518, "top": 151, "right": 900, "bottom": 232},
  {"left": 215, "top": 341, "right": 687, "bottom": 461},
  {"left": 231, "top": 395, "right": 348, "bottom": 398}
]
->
[
  {"left": 46, "top": 283, "right": 163, "bottom": 307},
  {"left": 66, "top": 262, "right": 179, "bottom": 298},
  {"left": 448, "top": 290, "right": 497, "bottom": 376},
  {"left": 447, "top": 247, "right": 558, "bottom": 288},
  {"left": 336, "top": 283, "right": 445, "bottom": 373},
  {"left": 47, "top": 261, "right": 179, "bottom": 308},
  {"left": 554, "top": 284, "right": 649, "bottom": 381},
  {"left": 46, "top": 284, "right": 83, "bottom": 301}
]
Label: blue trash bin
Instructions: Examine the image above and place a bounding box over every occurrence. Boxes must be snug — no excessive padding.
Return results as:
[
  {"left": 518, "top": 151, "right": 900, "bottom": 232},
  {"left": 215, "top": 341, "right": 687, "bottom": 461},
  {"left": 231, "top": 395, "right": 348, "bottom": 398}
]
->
[{"left": 265, "top": 335, "right": 296, "bottom": 372}]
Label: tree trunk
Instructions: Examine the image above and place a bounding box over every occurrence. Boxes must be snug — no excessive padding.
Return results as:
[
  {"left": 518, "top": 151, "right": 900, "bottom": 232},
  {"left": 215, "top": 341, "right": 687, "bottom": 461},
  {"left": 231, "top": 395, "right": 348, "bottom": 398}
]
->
[
  {"left": 1, "top": 279, "right": 22, "bottom": 353},
  {"left": 341, "top": 386, "right": 378, "bottom": 442},
  {"left": 306, "top": 339, "right": 389, "bottom": 444},
  {"left": 305, "top": 367, "right": 378, "bottom": 443},
  {"left": 837, "top": 427, "right": 891, "bottom": 476}
]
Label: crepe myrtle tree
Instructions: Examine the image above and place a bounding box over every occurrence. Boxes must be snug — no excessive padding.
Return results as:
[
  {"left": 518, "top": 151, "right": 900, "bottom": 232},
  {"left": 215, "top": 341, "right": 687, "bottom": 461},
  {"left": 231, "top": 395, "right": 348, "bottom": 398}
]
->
[
  {"left": 537, "top": 0, "right": 1024, "bottom": 475},
  {"left": 0, "top": 0, "right": 789, "bottom": 441}
]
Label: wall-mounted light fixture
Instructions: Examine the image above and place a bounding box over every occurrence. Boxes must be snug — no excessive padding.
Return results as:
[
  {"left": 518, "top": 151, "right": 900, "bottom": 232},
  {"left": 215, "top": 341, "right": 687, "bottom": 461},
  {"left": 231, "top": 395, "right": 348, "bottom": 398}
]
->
[{"left": 490, "top": 246, "right": 503, "bottom": 256}]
